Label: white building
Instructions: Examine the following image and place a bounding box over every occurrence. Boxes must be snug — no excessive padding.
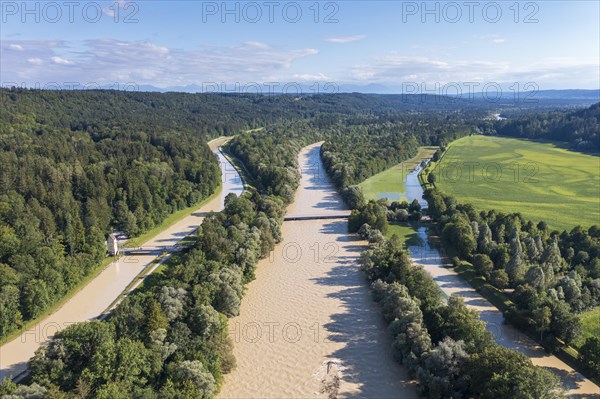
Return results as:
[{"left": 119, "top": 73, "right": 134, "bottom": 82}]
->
[{"left": 107, "top": 233, "right": 119, "bottom": 256}]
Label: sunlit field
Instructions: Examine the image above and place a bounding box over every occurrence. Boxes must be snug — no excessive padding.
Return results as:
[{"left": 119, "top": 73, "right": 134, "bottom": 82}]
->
[
  {"left": 434, "top": 136, "right": 600, "bottom": 231},
  {"left": 574, "top": 307, "right": 600, "bottom": 349}
]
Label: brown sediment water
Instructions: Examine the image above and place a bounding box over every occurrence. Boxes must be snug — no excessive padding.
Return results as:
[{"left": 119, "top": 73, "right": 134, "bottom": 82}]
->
[
  {"left": 218, "top": 143, "right": 418, "bottom": 398},
  {"left": 0, "top": 137, "right": 243, "bottom": 382}
]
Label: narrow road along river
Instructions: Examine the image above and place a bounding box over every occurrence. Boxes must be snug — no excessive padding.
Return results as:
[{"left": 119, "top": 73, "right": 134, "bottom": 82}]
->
[
  {"left": 403, "top": 163, "right": 600, "bottom": 397},
  {"left": 218, "top": 143, "right": 418, "bottom": 398},
  {"left": 0, "top": 137, "right": 243, "bottom": 382}
]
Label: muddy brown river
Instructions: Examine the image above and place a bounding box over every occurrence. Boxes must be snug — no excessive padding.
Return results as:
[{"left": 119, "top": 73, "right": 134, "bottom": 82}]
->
[{"left": 218, "top": 143, "right": 418, "bottom": 398}]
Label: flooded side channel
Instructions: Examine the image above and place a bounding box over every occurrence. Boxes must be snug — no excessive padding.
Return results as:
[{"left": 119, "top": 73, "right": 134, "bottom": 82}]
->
[
  {"left": 399, "top": 160, "right": 599, "bottom": 397},
  {"left": 0, "top": 137, "right": 243, "bottom": 382},
  {"left": 218, "top": 143, "right": 418, "bottom": 398}
]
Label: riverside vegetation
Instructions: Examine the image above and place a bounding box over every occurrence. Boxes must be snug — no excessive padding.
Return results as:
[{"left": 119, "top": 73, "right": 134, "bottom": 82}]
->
[
  {"left": 1, "top": 88, "right": 598, "bottom": 397},
  {"left": 0, "top": 128, "right": 302, "bottom": 397},
  {"left": 423, "top": 187, "right": 600, "bottom": 381},
  {"left": 319, "top": 106, "right": 599, "bottom": 392},
  {"left": 358, "top": 225, "right": 566, "bottom": 398}
]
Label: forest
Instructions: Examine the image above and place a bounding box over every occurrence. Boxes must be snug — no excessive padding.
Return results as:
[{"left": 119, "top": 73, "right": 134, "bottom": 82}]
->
[
  {"left": 0, "top": 92, "right": 221, "bottom": 339},
  {"left": 0, "top": 88, "right": 517, "bottom": 139},
  {"left": 490, "top": 102, "right": 600, "bottom": 153},
  {"left": 424, "top": 188, "right": 600, "bottom": 379},
  {"left": 1, "top": 88, "right": 598, "bottom": 396},
  {"left": 0, "top": 127, "right": 301, "bottom": 397}
]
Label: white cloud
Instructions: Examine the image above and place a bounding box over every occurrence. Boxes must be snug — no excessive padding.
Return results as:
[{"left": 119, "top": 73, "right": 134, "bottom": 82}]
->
[
  {"left": 325, "top": 35, "right": 366, "bottom": 44},
  {"left": 241, "top": 41, "right": 270, "bottom": 50},
  {"left": 291, "top": 73, "right": 331, "bottom": 81},
  {"left": 475, "top": 34, "right": 506, "bottom": 44},
  {"left": 0, "top": 39, "right": 320, "bottom": 87},
  {"left": 2, "top": 39, "right": 597, "bottom": 90},
  {"left": 9, "top": 44, "right": 23, "bottom": 51},
  {"left": 50, "top": 56, "right": 74, "bottom": 65},
  {"left": 347, "top": 53, "right": 599, "bottom": 89}
]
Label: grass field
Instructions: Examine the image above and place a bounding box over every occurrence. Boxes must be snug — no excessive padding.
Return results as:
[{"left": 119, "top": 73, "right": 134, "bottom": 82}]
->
[
  {"left": 434, "top": 136, "right": 600, "bottom": 231},
  {"left": 574, "top": 307, "right": 600, "bottom": 349},
  {"left": 386, "top": 223, "right": 419, "bottom": 244},
  {"left": 359, "top": 146, "right": 438, "bottom": 201}
]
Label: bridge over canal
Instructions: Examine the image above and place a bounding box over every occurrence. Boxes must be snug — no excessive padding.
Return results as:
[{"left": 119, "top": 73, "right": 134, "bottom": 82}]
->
[{"left": 283, "top": 210, "right": 351, "bottom": 221}]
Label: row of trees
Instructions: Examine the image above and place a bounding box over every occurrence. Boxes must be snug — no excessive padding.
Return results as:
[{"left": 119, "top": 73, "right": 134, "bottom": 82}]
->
[
  {"left": 1, "top": 130, "right": 303, "bottom": 397},
  {"left": 424, "top": 188, "right": 600, "bottom": 379},
  {"left": 358, "top": 226, "right": 565, "bottom": 398},
  {"left": 226, "top": 124, "right": 313, "bottom": 203}
]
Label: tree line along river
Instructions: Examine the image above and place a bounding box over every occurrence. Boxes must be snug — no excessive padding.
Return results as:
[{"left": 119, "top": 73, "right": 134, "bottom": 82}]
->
[{"left": 2, "top": 140, "right": 597, "bottom": 397}]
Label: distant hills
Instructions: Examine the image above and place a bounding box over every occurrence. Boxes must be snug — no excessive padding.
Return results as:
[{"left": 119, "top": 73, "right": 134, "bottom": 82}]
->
[
  {"left": 126, "top": 82, "right": 600, "bottom": 102},
  {"left": 52, "top": 83, "right": 599, "bottom": 104}
]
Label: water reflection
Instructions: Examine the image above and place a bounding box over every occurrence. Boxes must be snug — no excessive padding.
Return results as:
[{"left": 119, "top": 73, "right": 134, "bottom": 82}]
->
[
  {"left": 407, "top": 226, "right": 442, "bottom": 267},
  {"left": 216, "top": 150, "right": 244, "bottom": 208},
  {"left": 375, "top": 161, "right": 429, "bottom": 209}
]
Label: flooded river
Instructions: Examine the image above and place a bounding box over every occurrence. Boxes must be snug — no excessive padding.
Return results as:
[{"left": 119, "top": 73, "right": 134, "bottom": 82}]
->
[
  {"left": 218, "top": 143, "right": 418, "bottom": 398},
  {"left": 0, "top": 137, "right": 243, "bottom": 382}
]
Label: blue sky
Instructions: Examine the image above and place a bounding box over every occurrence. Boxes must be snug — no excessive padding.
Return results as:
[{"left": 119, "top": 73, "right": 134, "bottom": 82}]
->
[{"left": 1, "top": 1, "right": 599, "bottom": 92}]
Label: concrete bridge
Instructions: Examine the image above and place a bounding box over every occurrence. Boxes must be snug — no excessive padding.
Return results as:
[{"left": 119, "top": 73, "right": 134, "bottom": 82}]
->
[
  {"left": 284, "top": 211, "right": 351, "bottom": 221},
  {"left": 120, "top": 246, "right": 182, "bottom": 255}
]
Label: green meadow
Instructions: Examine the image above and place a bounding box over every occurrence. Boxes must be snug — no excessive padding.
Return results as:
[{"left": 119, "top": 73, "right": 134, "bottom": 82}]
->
[
  {"left": 359, "top": 146, "right": 438, "bottom": 201},
  {"left": 386, "top": 223, "right": 419, "bottom": 244},
  {"left": 574, "top": 307, "right": 600, "bottom": 349},
  {"left": 433, "top": 136, "right": 600, "bottom": 231}
]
